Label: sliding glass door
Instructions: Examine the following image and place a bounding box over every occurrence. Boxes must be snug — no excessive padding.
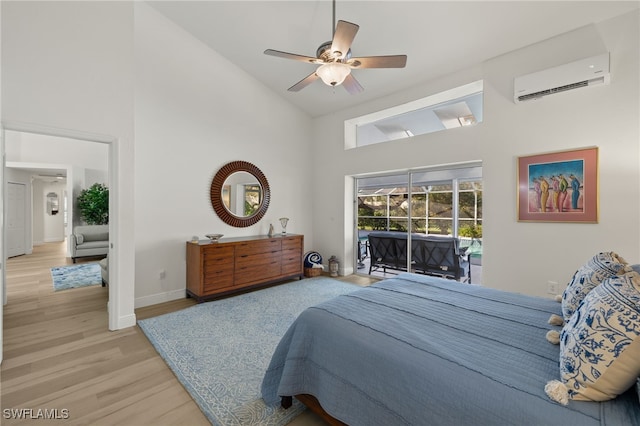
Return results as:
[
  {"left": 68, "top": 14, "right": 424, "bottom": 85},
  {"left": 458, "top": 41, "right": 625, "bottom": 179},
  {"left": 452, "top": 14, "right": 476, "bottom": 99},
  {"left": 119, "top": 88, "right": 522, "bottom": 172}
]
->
[
  {"left": 356, "top": 164, "right": 482, "bottom": 282},
  {"left": 356, "top": 173, "right": 409, "bottom": 271},
  {"left": 457, "top": 179, "right": 483, "bottom": 268}
]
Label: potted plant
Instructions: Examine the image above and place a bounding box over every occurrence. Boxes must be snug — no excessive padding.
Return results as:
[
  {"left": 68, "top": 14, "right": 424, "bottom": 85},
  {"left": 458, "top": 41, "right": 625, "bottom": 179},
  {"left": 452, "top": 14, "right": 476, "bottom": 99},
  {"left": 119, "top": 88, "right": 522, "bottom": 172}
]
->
[{"left": 77, "top": 183, "right": 109, "bottom": 225}]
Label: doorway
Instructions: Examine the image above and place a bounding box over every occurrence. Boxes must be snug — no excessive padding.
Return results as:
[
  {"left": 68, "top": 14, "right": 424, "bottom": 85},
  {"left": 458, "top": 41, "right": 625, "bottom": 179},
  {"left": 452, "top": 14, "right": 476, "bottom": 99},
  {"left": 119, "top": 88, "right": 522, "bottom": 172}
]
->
[
  {"left": 1, "top": 123, "right": 135, "bottom": 334},
  {"left": 4, "top": 130, "right": 108, "bottom": 308},
  {"left": 355, "top": 163, "right": 483, "bottom": 283}
]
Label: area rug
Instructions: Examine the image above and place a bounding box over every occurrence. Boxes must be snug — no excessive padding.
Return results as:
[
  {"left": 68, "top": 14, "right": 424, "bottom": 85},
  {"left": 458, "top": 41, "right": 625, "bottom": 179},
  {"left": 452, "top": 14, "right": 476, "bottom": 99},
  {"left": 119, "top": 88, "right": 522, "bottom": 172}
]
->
[
  {"left": 51, "top": 263, "right": 102, "bottom": 291},
  {"left": 138, "top": 277, "right": 361, "bottom": 426}
]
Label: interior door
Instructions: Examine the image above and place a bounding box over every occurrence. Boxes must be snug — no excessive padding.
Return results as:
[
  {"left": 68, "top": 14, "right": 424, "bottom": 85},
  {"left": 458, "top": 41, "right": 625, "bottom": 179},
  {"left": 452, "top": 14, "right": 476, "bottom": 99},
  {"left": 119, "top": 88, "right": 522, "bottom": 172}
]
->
[{"left": 7, "top": 182, "right": 26, "bottom": 257}]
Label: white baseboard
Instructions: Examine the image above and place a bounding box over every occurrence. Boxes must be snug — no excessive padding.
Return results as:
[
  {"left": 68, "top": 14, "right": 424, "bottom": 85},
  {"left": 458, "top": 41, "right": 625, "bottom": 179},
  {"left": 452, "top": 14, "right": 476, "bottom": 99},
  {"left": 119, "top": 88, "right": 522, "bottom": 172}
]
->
[
  {"left": 134, "top": 288, "right": 186, "bottom": 309},
  {"left": 44, "top": 237, "right": 65, "bottom": 243},
  {"left": 114, "top": 314, "right": 137, "bottom": 330},
  {"left": 108, "top": 301, "right": 137, "bottom": 330}
]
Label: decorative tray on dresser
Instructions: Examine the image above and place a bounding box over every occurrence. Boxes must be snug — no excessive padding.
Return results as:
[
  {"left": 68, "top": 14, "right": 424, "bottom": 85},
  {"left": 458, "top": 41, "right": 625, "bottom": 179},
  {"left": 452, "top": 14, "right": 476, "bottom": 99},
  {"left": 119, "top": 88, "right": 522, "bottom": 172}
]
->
[{"left": 186, "top": 234, "right": 304, "bottom": 302}]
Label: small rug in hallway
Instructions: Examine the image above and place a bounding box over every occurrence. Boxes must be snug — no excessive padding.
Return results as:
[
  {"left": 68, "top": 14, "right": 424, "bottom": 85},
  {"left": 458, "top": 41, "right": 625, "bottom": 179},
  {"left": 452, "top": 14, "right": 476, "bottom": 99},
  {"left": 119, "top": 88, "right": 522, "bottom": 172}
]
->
[
  {"left": 138, "top": 277, "right": 361, "bottom": 426},
  {"left": 51, "top": 263, "right": 102, "bottom": 291}
]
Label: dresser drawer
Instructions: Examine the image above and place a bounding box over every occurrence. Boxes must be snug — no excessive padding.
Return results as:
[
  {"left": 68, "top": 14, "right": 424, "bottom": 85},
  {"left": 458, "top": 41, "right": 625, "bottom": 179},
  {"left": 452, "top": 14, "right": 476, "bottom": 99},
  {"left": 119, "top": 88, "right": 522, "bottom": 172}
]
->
[
  {"left": 282, "top": 236, "right": 302, "bottom": 251},
  {"left": 202, "top": 244, "right": 234, "bottom": 257},
  {"left": 236, "top": 250, "right": 280, "bottom": 269},
  {"left": 282, "top": 260, "right": 302, "bottom": 276},
  {"left": 203, "top": 271, "right": 235, "bottom": 293},
  {"left": 202, "top": 248, "right": 235, "bottom": 293},
  {"left": 203, "top": 260, "right": 233, "bottom": 275},
  {"left": 203, "top": 251, "right": 234, "bottom": 280},
  {"left": 236, "top": 239, "right": 281, "bottom": 256},
  {"left": 235, "top": 260, "right": 281, "bottom": 285},
  {"left": 282, "top": 248, "right": 302, "bottom": 275}
]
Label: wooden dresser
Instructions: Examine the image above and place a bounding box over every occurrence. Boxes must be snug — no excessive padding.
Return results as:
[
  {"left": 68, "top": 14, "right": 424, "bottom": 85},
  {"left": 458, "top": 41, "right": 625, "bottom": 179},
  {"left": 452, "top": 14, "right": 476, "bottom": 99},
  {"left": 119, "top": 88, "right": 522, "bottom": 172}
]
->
[{"left": 186, "top": 234, "right": 303, "bottom": 302}]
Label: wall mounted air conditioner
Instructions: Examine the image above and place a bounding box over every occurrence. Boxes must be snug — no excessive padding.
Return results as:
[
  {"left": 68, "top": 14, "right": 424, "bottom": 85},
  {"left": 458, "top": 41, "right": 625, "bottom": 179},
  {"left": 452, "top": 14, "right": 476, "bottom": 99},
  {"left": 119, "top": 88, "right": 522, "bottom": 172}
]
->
[{"left": 514, "top": 53, "right": 610, "bottom": 103}]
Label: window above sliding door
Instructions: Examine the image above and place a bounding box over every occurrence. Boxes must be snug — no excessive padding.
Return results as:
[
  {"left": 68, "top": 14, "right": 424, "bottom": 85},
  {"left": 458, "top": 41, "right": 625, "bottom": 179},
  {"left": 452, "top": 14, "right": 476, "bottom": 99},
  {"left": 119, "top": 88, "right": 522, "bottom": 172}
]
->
[{"left": 345, "top": 81, "right": 483, "bottom": 149}]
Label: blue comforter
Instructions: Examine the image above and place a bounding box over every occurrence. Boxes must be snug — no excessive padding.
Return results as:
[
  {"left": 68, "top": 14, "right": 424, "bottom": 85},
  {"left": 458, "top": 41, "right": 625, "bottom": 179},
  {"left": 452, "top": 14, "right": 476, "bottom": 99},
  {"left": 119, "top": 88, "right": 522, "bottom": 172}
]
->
[{"left": 262, "top": 273, "right": 639, "bottom": 425}]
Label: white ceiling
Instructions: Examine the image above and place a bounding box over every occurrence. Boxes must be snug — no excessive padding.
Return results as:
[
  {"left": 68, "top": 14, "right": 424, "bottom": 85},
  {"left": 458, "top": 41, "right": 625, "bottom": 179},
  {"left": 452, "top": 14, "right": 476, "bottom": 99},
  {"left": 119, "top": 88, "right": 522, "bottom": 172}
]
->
[
  {"left": 148, "top": 1, "right": 639, "bottom": 117},
  {"left": 9, "top": 167, "right": 67, "bottom": 181}
]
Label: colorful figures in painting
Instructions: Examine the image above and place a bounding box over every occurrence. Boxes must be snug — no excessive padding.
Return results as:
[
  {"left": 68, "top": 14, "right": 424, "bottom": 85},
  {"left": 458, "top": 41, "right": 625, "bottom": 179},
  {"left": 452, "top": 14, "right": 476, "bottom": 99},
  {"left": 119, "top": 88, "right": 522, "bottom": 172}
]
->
[{"left": 529, "top": 172, "right": 582, "bottom": 213}]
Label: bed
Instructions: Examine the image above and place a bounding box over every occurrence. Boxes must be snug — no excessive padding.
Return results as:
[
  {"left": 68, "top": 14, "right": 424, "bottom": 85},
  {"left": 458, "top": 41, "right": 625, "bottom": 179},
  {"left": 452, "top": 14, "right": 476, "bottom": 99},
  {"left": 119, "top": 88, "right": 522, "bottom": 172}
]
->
[{"left": 261, "top": 272, "right": 640, "bottom": 425}]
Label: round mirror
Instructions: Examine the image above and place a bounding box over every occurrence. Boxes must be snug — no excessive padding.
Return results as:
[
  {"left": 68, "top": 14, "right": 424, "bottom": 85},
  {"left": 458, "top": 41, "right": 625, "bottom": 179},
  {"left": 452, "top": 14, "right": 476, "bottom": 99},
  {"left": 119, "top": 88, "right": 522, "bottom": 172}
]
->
[{"left": 210, "top": 161, "right": 270, "bottom": 227}]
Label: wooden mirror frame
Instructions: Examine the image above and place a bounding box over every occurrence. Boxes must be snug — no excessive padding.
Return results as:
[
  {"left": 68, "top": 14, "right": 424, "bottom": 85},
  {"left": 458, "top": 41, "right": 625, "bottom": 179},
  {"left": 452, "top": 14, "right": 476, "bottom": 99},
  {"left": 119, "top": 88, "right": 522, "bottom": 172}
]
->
[{"left": 210, "top": 161, "right": 271, "bottom": 228}]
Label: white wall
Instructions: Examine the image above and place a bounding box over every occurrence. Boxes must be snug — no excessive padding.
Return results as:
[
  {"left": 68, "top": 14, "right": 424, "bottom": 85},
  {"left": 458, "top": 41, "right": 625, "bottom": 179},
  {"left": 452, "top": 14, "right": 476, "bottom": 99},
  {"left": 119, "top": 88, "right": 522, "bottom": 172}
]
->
[
  {"left": 6, "top": 130, "right": 109, "bottom": 231},
  {"left": 1, "top": 1, "right": 312, "bottom": 316},
  {"left": 2, "top": 1, "right": 136, "bottom": 329},
  {"left": 6, "top": 131, "right": 108, "bottom": 172},
  {"left": 2, "top": 2, "right": 637, "bottom": 314},
  {"left": 32, "top": 179, "right": 45, "bottom": 244},
  {"left": 133, "top": 4, "right": 313, "bottom": 307},
  {"left": 311, "top": 10, "right": 640, "bottom": 298},
  {"left": 40, "top": 181, "right": 65, "bottom": 242}
]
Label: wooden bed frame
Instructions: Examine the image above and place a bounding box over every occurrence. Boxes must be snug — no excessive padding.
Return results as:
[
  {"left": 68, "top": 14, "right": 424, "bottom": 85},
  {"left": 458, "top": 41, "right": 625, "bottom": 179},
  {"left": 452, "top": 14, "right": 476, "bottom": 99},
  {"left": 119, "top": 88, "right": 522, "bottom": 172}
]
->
[{"left": 281, "top": 395, "right": 346, "bottom": 426}]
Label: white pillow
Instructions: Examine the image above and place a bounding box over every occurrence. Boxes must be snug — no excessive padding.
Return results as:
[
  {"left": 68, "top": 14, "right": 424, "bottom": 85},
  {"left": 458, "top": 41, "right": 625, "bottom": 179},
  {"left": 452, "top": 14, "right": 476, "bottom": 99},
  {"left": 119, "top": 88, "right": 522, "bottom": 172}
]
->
[
  {"left": 561, "top": 252, "right": 629, "bottom": 321},
  {"left": 558, "top": 271, "right": 640, "bottom": 401},
  {"left": 75, "top": 233, "right": 84, "bottom": 244}
]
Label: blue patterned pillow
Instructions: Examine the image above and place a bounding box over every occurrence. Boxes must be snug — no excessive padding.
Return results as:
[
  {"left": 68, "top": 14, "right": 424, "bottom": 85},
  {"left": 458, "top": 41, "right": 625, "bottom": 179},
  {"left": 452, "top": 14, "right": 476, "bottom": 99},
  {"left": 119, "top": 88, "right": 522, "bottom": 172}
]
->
[
  {"left": 559, "top": 271, "right": 640, "bottom": 401},
  {"left": 561, "top": 252, "right": 629, "bottom": 321}
]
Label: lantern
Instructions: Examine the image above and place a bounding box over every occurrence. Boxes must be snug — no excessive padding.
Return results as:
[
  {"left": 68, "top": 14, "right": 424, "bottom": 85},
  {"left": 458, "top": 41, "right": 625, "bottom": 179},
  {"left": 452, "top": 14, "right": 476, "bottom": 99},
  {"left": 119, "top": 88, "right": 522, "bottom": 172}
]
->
[{"left": 328, "top": 255, "right": 339, "bottom": 277}]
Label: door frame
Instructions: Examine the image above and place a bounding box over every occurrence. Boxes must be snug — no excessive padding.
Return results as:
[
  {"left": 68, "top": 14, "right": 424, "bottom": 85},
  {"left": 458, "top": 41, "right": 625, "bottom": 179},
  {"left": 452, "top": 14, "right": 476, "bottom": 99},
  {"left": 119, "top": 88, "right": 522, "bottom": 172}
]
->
[
  {"left": 353, "top": 163, "right": 483, "bottom": 277},
  {"left": 1, "top": 122, "right": 136, "bottom": 334}
]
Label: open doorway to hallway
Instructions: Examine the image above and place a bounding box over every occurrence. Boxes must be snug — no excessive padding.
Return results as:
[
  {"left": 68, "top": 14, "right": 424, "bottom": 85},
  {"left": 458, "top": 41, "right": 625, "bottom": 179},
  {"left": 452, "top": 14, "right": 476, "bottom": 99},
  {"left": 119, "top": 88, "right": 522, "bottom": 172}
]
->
[{"left": 3, "top": 129, "right": 110, "bottom": 315}]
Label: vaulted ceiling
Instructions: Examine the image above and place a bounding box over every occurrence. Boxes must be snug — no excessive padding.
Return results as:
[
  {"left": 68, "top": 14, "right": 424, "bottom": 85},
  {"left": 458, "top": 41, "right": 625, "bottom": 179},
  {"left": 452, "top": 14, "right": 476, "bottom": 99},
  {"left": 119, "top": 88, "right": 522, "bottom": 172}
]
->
[{"left": 149, "top": 1, "right": 639, "bottom": 117}]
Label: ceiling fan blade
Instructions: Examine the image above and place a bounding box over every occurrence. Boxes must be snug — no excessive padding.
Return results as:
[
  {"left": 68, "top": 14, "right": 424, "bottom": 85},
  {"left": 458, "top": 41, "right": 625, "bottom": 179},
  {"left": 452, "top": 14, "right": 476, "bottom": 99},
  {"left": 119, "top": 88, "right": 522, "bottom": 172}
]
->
[
  {"left": 342, "top": 73, "right": 363, "bottom": 95},
  {"left": 288, "top": 72, "right": 320, "bottom": 92},
  {"left": 264, "top": 49, "right": 320, "bottom": 64},
  {"left": 331, "top": 20, "right": 359, "bottom": 60},
  {"left": 348, "top": 55, "right": 407, "bottom": 69}
]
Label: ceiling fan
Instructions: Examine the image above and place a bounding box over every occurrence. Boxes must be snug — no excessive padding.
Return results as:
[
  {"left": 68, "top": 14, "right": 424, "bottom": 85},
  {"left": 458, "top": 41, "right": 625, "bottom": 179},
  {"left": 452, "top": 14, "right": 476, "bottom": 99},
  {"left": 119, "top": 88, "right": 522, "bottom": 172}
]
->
[{"left": 264, "top": 0, "right": 407, "bottom": 94}]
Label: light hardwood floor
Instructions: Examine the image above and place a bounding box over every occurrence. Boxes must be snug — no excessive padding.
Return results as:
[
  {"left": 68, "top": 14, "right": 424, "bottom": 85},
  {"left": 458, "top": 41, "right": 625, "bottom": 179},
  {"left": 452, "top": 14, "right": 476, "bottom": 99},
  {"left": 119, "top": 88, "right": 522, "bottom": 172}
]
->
[{"left": 1, "top": 241, "right": 376, "bottom": 425}]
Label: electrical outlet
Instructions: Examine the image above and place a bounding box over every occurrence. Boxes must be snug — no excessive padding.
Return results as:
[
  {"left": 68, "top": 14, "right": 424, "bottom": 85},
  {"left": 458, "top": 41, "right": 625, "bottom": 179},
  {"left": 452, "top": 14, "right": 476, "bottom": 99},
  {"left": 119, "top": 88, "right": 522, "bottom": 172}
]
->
[
  {"left": 159, "top": 270, "right": 166, "bottom": 280},
  {"left": 547, "top": 281, "right": 558, "bottom": 294}
]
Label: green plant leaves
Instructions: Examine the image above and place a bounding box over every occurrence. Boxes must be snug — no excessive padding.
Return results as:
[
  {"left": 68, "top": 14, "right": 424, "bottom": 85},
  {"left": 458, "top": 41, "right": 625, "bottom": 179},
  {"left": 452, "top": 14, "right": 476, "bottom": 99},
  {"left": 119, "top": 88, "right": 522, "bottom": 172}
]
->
[{"left": 77, "top": 183, "right": 109, "bottom": 225}]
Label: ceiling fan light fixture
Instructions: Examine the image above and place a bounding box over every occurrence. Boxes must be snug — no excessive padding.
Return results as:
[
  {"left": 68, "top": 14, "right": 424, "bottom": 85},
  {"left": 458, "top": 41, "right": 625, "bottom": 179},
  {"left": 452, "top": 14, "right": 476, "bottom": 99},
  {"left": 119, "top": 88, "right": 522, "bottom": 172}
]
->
[{"left": 316, "top": 62, "right": 351, "bottom": 86}]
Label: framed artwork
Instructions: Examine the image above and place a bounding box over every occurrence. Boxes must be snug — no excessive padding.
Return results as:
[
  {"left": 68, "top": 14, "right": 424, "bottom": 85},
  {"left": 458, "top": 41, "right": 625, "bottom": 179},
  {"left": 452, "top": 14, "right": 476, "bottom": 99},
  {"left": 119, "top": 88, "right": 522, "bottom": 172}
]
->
[{"left": 517, "top": 147, "right": 598, "bottom": 223}]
